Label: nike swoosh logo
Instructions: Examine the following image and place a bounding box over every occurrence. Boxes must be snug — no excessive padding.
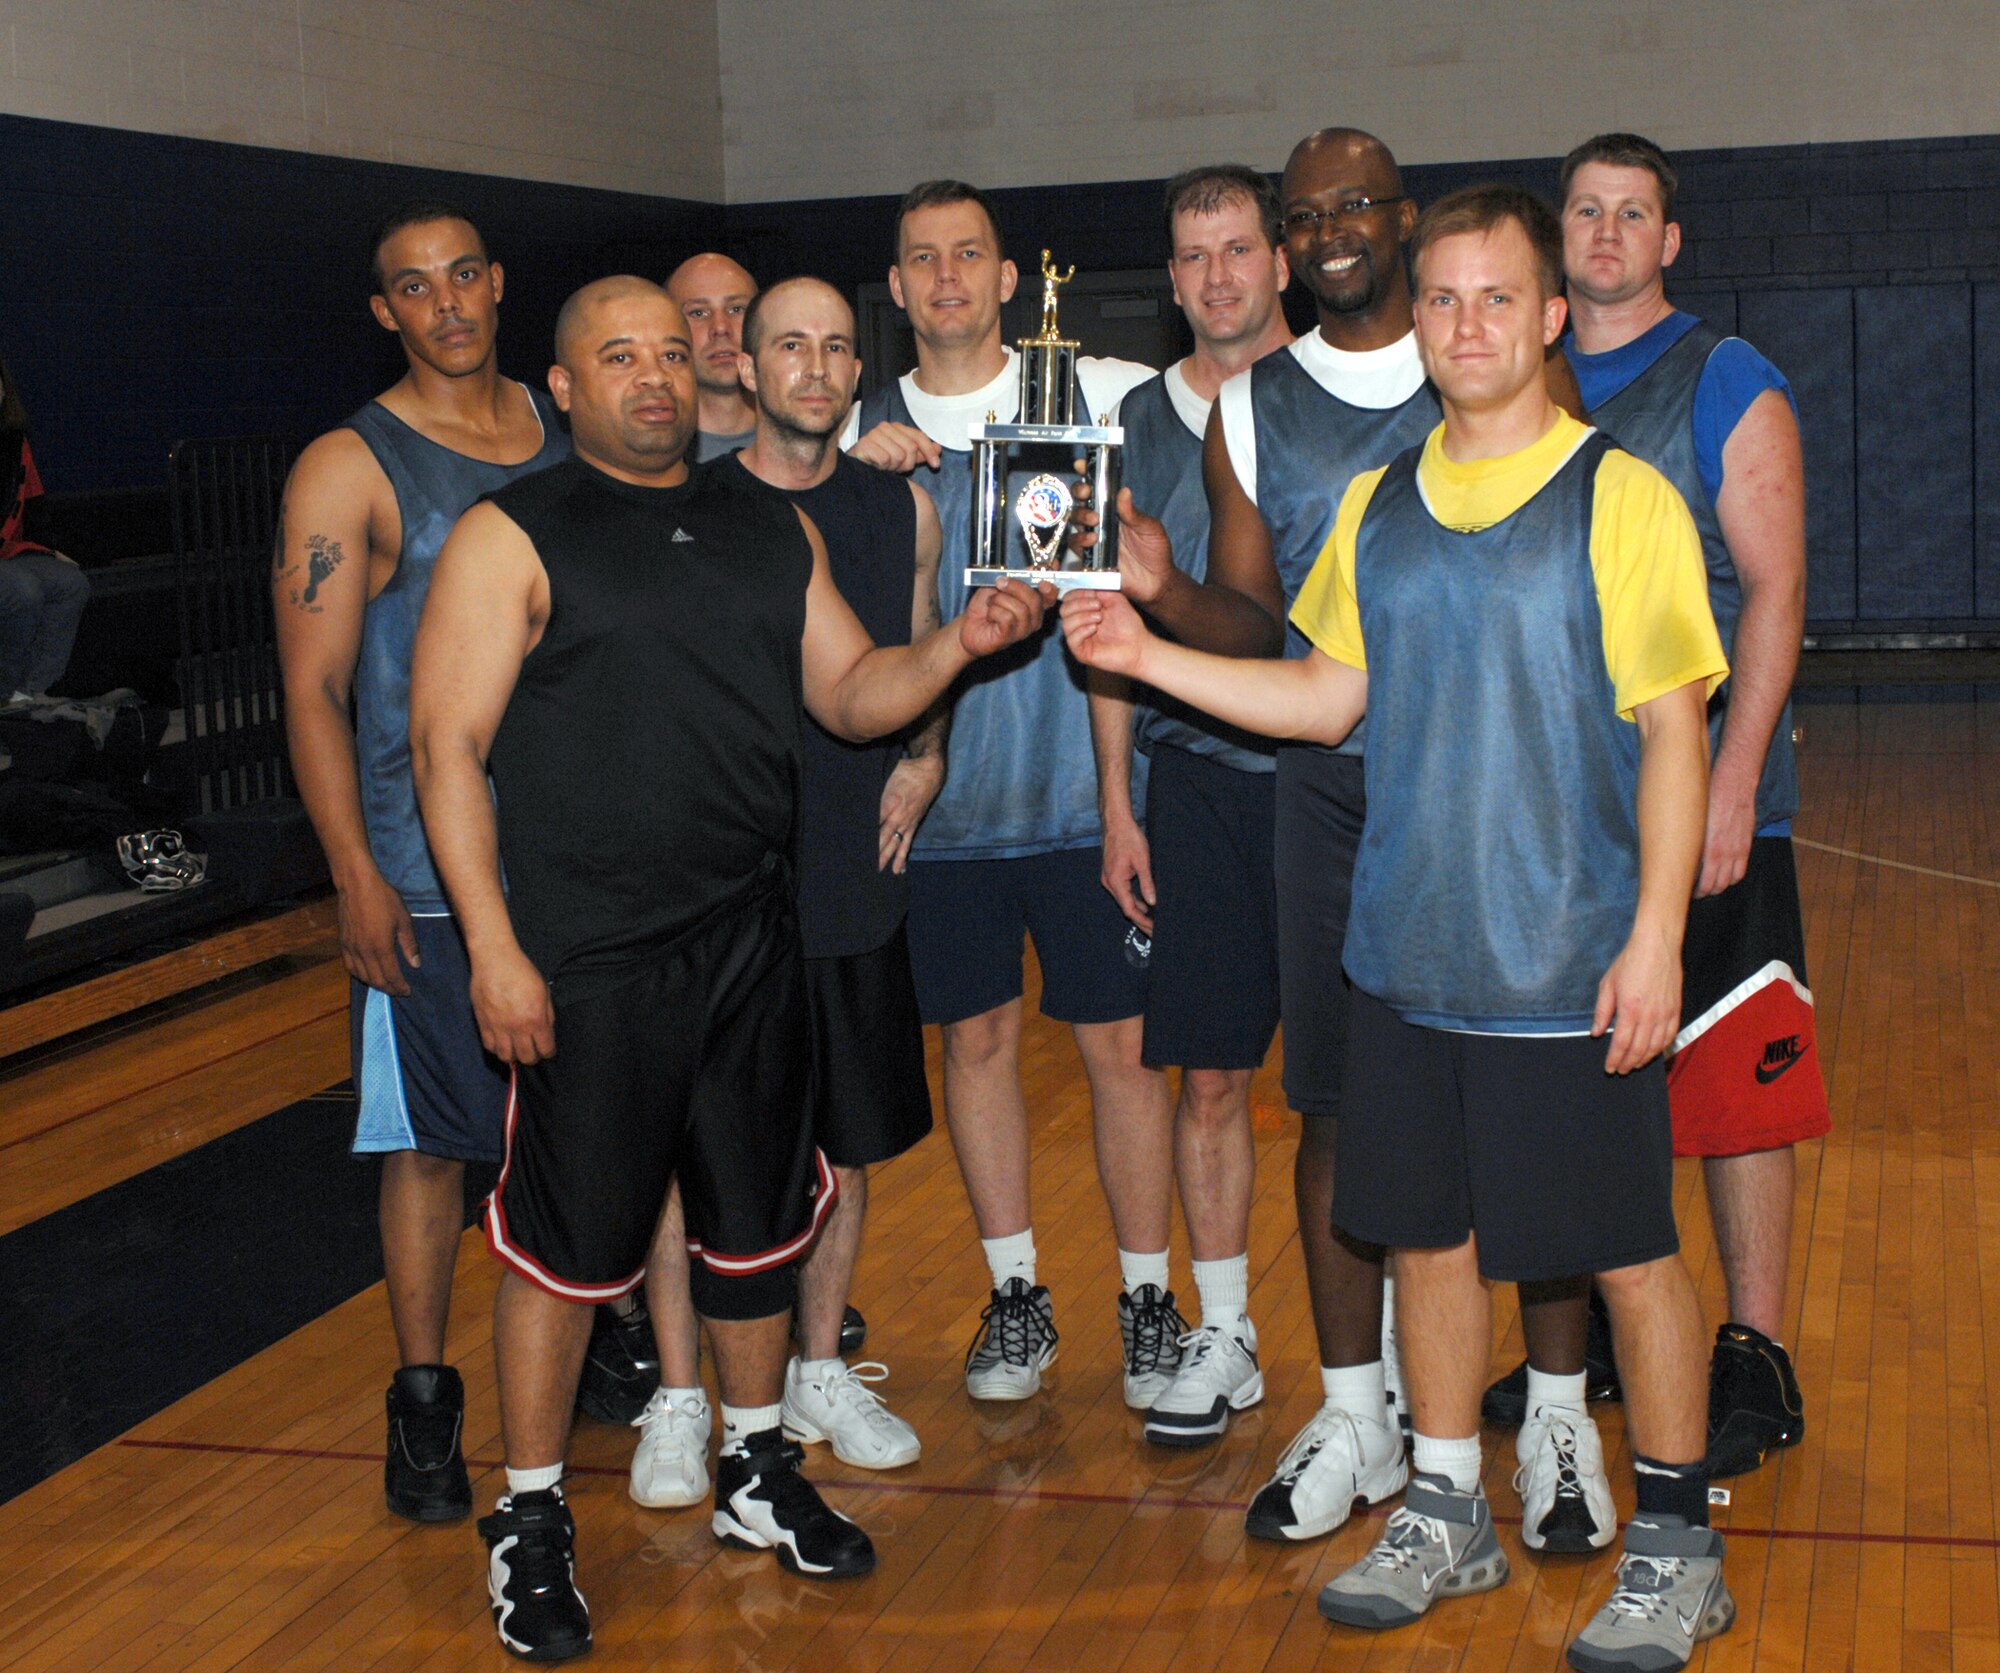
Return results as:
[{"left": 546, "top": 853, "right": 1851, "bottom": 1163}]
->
[
  {"left": 1677, "top": 1607, "right": 1701, "bottom": 1636},
  {"left": 1755, "top": 1052, "right": 1804, "bottom": 1085}
]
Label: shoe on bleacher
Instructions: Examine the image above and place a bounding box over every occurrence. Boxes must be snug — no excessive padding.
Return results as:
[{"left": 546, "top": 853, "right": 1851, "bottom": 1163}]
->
[
  {"left": 384, "top": 1364, "right": 472, "bottom": 1523},
  {"left": 1118, "top": 1283, "right": 1187, "bottom": 1409},
  {"left": 629, "top": 1386, "right": 711, "bottom": 1509},
  {"left": 1143, "top": 1318, "right": 1262, "bottom": 1447},
  {"left": 964, "top": 1277, "right": 1058, "bottom": 1401},
  {"left": 1514, "top": 1402, "right": 1617, "bottom": 1552},
  {"left": 782, "top": 1358, "right": 920, "bottom": 1469},
  {"left": 479, "top": 1485, "right": 591, "bottom": 1662},
  {"left": 1245, "top": 1402, "right": 1408, "bottom": 1542}
]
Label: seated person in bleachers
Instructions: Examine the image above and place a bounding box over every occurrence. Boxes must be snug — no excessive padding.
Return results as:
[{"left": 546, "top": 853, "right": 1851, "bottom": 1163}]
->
[{"left": 0, "top": 358, "right": 90, "bottom": 705}]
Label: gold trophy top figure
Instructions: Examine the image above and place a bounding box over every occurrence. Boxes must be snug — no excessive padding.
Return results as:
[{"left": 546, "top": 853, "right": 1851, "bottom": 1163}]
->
[{"left": 1031, "top": 250, "right": 1078, "bottom": 346}]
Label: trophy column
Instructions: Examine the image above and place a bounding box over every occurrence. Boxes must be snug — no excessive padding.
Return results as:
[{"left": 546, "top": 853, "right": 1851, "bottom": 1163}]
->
[{"left": 965, "top": 250, "right": 1124, "bottom": 594}]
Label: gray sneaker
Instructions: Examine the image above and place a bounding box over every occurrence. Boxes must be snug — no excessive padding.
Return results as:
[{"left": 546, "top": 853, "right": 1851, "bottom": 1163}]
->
[
  {"left": 1317, "top": 1473, "right": 1510, "bottom": 1629},
  {"left": 964, "top": 1278, "right": 1058, "bottom": 1401},
  {"left": 1567, "top": 1518, "right": 1735, "bottom": 1673},
  {"left": 1117, "top": 1284, "right": 1188, "bottom": 1409}
]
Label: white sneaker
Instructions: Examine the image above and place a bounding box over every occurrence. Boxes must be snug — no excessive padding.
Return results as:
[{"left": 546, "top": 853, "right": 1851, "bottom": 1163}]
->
[
  {"left": 1118, "top": 1283, "right": 1188, "bottom": 1409},
  {"left": 1245, "top": 1403, "right": 1410, "bottom": 1541},
  {"left": 1513, "top": 1402, "right": 1617, "bottom": 1552},
  {"left": 629, "top": 1387, "right": 711, "bottom": 1509},
  {"left": 1143, "top": 1319, "right": 1263, "bottom": 1446},
  {"left": 781, "top": 1358, "right": 920, "bottom": 1470}
]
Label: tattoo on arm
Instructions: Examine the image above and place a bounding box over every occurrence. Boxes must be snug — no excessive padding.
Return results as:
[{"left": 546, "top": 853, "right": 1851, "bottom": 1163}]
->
[{"left": 278, "top": 531, "right": 347, "bottom": 614}]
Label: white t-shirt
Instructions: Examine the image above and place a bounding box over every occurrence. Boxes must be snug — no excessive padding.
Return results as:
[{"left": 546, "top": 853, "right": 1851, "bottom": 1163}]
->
[
  {"left": 843, "top": 346, "right": 1155, "bottom": 451},
  {"left": 1158, "top": 359, "right": 1212, "bottom": 440},
  {"left": 1216, "top": 330, "right": 1427, "bottom": 505}
]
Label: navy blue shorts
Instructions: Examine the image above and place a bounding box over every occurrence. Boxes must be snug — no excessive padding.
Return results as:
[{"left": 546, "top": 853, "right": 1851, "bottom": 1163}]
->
[
  {"left": 1333, "top": 989, "right": 1680, "bottom": 1284},
  {"left": 350, "top": 914, "right": 508, "bottom": 1164},
  {"left": 1142, "top": 744, "right": 1280, "bottom": 1071},
  {"left": 905, "top": 846, "right": 1149, "bottom": 1027},
  {"left": 806, "top": 924, "right": 933, "bottom": 1166},
  {"left": 1274, "top": 746, "right": 1366, "bottom": 1117}
]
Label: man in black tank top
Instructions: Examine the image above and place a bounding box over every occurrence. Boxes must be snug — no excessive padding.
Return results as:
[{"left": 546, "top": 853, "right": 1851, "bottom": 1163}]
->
[
  {"left": 409, "top": 276, "right": 1051, "bottom": 1662},
  {"left": 274, "top": 203, "right": 626, "bottom": 1532},
  {"left": 627, "top": 278, "right": 943, "bottom": 1500}
]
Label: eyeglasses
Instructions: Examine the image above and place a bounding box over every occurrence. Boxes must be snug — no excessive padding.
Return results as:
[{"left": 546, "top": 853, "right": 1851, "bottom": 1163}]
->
[{"left": 1282, "top": 195, "right": 1408, "bottom": 235}]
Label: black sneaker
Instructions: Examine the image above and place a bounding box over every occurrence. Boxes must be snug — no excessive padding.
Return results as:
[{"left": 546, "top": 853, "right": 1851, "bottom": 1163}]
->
[
  {"left": 712, "top": 1428, "right": 876, "bottom": 1578},
  {"left": 385, "top": 1364, "right": 472, "bottom": 1522},
  {"left": 1706, "top": 1322, "right": 1804, "bottom": 1477},
  {"left": 575, "top": 1299, "right": 661, "bottom": 1424},
  {"left": 840, "top": 1304, "right": 867, "bottom": 1355},
  {"left": 1482, "top": 1291, "right": 1622, "bottom": 1429},
  {"left": 477, "top": 1486, "right": 591, "bottom": 1662}
]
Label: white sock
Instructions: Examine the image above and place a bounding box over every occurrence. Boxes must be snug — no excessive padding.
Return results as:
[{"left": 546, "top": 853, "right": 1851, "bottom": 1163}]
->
[
  {"left": 1120, "top": 1247, "right": 1170, "bottom": 1295},
  {"left": 721, "top": 1402, "right": 783, "bottom": 1445},
  {"left": 608, "top": 1289, "right": 641, "bottom": 1319},
  {"left": 796, "top": 1356, "right": 843, "bottom": 1379},
  {"left": 1321, "top": 1361, "right": 1388, "bottom": 1425},
  {"left": 1192, "top": 1254, "right": 1249, "bottom": 1328},
  {"left": 1380, "top": 1270, "right": 1397, "bottom": 1340},
  {"left": 505, "top": 1462, "right": 563, "bottom": 1496},
  {"left": 1526, "top": 1366, "right": 1588, "bottom": 1416},
  {"left": 982, "top": 1229, "right": 1036, "bottom": 1290},
  {"left": 1413, "top": 1432, "right": 1483, "bottom": 1493}
]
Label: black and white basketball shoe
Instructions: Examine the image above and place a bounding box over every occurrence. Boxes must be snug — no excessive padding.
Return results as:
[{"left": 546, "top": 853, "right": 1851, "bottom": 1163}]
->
[
  {"left": 477, "top": 1485, "right": 591, "bottom": 1663},
  {"left": 712, "top": 1428, "right": 876, "bottom": 1578}
]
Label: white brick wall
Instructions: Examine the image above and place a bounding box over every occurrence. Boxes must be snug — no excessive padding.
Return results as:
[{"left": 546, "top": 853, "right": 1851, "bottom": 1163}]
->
[
  {"left": 0, "top": 0, "right": 723, "bottom": 198},
  {"left": 713, "top": 0, "right": 2000, "bottom": 203},
  {"left": 5, "top": 0, "right": 1997, "bottom": 203}
]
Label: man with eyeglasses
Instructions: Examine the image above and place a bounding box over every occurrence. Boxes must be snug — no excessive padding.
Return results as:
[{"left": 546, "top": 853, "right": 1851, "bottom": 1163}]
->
[{"left": 1126, "top": 127, "right": 1596, "bottom": 1553}]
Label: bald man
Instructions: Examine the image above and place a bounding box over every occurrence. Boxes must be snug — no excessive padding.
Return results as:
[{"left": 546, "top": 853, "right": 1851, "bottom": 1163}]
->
[
  {"left": 665, "top": 251, "right": 758, "bottom": 458},
  {"left": 411, "top": 276, "right": 1052, "bottom": 1660}
]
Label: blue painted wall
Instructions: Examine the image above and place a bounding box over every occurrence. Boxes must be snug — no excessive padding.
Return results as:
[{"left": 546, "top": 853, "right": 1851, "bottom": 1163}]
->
[{"left": 4, "top": 113, "right": 1997, "bottom": 630}]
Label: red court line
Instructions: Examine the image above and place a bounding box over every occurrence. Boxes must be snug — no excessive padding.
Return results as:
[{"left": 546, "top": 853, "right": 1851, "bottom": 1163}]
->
[
  {"left": 114, "top": 1437, "right": 2000, "bottom": 1553},
  {"left": 0, "top": 1004, "right": 346, "bottom": 1157}
]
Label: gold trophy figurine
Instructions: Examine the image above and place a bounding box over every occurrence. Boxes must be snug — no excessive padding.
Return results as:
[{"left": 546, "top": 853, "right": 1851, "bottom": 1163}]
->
[{"left": 1036, "top": 251, "right": 1076, "bottom": 342}]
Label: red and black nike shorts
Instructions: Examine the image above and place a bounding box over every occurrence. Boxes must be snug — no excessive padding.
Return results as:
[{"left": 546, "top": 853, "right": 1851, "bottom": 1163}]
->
[
  {"left": 1668, "top": 835, "right": 1831, "bottom": 1158},
  {"left": 486, "top": 861, "right": 834, "bottom": 1321}
]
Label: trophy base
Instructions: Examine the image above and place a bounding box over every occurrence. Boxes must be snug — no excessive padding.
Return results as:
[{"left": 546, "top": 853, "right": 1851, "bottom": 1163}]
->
[{"left": 967, "top": 566, "right": 1122, "bottom": 593}]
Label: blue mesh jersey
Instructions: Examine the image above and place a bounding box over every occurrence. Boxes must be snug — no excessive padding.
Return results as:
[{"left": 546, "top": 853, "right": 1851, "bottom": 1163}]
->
[
  {"left": 1567, "top": 312, "right": 1798, "bottom": 829},
  {"left": 1231, "top": 343, "right": 1440, "bottom": 758},
  {"left": 345, "top": 387, "right": 570, "bottom": 911},
  {"left": 1119, "top": 369, "right": 1277, "bottom": 773},
  {"left": 855, "top": 358, "right": 1150, "bottom": 860},
  {"left": 1343, "top": 434, "right": 1641, "bottom": 1032}
]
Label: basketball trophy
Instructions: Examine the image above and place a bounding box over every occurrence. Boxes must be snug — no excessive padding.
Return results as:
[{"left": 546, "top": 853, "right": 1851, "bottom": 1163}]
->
[{"left": 966, "top": 251, "right": 1124, "bottom": 591}]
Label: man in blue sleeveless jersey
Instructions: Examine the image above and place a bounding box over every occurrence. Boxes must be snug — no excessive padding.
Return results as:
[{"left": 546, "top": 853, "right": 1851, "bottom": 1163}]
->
[
  {"left": 623, "top": 278, "right": 941, "bottom": 1510},
  {"left": 1562, "top": 135, "right": 1825, "bottom": 1479},
  {"left": 1084, "top": 165, "right": 1300, "bottom": 1446},
  {"left": 843, "top": 181, "right": 1173, "bottom": 1406},
  {"left": 1063, "top": 185, "right": 1734, "bottom": 1673},
  {"left": 1153, "top": 128, "right": 1598, "bottom": 1547},
  {"left": 276, "top": 204, "right": 582, "bottom": 1526},
  {"left": 665, "top": 251, "right": 759, "bottom": 461}
]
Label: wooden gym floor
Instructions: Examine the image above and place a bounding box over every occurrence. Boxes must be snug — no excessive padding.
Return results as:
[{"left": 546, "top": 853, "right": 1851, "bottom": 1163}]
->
[{"left": 3, "top": 690, "right": 1998, "bottom": 1671}]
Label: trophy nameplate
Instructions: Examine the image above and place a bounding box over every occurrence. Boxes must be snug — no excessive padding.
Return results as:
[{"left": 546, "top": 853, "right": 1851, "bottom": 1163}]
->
[{"left": 966, "top": 251, "right": 1124, "bottom": 593}]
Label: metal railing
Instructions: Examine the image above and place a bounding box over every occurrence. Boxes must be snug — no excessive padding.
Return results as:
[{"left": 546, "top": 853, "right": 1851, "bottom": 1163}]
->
[{"left": 170, "top": 436, "right": 297, "bottom": 814}]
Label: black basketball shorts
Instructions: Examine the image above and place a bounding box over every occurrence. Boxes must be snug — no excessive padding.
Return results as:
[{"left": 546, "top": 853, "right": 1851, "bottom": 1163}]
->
[
  {"left": 485, "top": 864, "right": 832, "bottom": 1322},
  {"left": 804, "top": 923, "right": 933, "bottom": 1167}
]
